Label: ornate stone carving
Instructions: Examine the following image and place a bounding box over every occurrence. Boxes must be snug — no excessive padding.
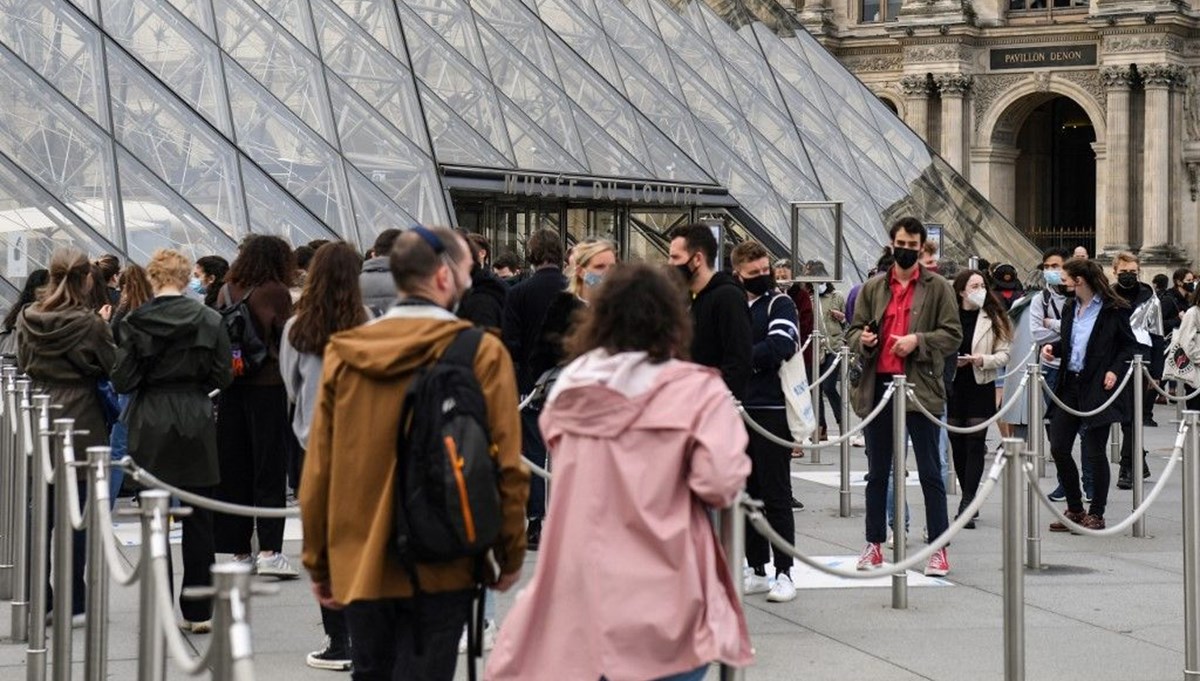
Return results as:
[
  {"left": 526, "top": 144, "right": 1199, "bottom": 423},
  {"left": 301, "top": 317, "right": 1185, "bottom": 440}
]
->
[
  {"left": 971, "top": 73, "right": 1026, "bottom": 132},
  {"left": 904, "top": 43, "right": 970, "bottom": 64},
  {"left": 1100, "top": 65, "right": 1135, "bottom": 90},
  {"left": 1139, "top": 63, "right": 1188, "bottom": 89},
  {"left": 841, "top": 53, "right": 904, "bottom": 73},
  {"left": 1032, "top": 72, "right": 1052, "bottom": 92},
  {"left": 1103, "top": 33, "right": 1185, "bottom": 54},
  {"left": 1184, "top": 68, "right": 1200, "bottom": 141},
  {"left": 934, "top": 73, "right": 973, "bottom": 96},
  {"left": 1187, "top": 162, "right": 1199, "bottom": 202},
  {"left": 900, "top": 74, "right": 934, "bottom": 97},
  {"left": 1058, "top": 71, "right": 1106, "bottom": 119}
]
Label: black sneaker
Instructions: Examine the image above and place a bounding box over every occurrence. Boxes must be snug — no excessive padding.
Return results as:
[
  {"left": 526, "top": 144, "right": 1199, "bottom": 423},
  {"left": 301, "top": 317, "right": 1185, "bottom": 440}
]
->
[
  {"left": 1146, "top": 417, "right": 1159, "bottom": 428},
  {"left": 1117, "top": 469, "right": 1132, "bottom": 490},
  {"left": 526, "top": 517, "right": 543, "bottom": 551},
  {"left": 306, "top": 639, "right": 351, "bottom": 671},
  {"left": 791, "top": 496, "right": 804, "bottom": 510}
]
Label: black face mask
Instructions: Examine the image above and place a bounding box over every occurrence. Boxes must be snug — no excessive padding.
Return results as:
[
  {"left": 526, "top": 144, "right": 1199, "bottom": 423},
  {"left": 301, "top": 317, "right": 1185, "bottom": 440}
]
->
[
  {"left": 1117, "top": 272, "right": 1139, "bottom": 289},
  {"left": 892, "top": 247, "right": 919, "bottom": 270},
  {"left": 742, "top": 274, "right": 775, "bottom": 296},
  {"left": 1187, "top": 282, "right": 1197, "bottom": 293},
  {"left": 675, "top": 263, "right": 695, "bottom": 282}
]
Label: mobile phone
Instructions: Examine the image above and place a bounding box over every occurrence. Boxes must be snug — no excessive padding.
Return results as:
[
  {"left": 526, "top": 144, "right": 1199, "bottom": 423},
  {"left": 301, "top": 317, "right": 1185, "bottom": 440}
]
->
[{"left": 866, "top": 320, "right": 880, "bottom": 335}]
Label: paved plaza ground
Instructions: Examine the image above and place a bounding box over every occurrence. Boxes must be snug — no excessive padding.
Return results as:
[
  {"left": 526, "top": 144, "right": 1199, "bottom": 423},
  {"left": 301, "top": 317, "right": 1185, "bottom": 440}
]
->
[{"left": 0, "top": 402, "right": 1193, "bottom": 680}]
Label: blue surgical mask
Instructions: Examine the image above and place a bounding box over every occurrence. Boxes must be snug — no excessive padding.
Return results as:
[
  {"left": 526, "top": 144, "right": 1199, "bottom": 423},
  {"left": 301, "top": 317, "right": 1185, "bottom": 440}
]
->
[
  {"left": 583, "top": 271, "right": 604, "bottom": 288},
  {"left": 1043, "top": 269, "right": 1062, "bottom": 287},
  {"left": 188, "top": 276, "right": 206, "bottom": 295}
]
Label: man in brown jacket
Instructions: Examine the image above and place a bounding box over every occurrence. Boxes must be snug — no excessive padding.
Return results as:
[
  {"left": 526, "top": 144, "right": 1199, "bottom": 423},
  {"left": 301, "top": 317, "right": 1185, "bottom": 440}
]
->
[
  {"left": 845, "top": 217, "right": 962, "bottom": 578},
  {"left": 300, "top": 227, "right": 529, "bottom": 680}
]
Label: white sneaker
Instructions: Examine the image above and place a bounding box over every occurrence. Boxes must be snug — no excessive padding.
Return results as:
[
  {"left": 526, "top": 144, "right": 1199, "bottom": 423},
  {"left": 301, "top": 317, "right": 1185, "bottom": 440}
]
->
[
  {"left": 766, "top": 573, "right": 797, "bottom": 603},
  {"left": 458, "top": 619, "right": 497, "bottom": 654},
  {"left": 229, "top": 554, "right": 256, "bottom": 574},
  {"left": 743, "top": 572, "right": 771, "bottom": 595},
  {"left": 179, "top": 619, "right": 212, "bottom": 634},
  {"left": 851, "top": 435, "right": 866, "bottom": 448},
  {"left": 255, "top": 552, "right": 299, "bottom": 579},
  {"left": 885, "top": 527, "right": 909, "bottom": 549}
]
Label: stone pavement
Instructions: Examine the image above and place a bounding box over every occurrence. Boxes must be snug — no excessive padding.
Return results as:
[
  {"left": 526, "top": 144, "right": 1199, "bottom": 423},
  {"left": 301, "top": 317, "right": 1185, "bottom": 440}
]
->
[{"left": 0, "top": 402, "right": 1192, "bottom": 680}]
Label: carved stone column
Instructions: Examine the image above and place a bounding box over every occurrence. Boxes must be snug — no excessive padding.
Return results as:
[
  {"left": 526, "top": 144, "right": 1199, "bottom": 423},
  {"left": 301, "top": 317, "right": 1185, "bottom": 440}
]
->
[
  {"left": 1101, "top": 65, "right": 1133, "bottom": 255},
  {"left": 1140, "top": 64, "right": 1188, "bottom": 261},
  {"left": 900, "top": 75, "right": 933, "bottom": 142},
  {"left": 935, "top": 74, "right": 972, "bottom": 176}
]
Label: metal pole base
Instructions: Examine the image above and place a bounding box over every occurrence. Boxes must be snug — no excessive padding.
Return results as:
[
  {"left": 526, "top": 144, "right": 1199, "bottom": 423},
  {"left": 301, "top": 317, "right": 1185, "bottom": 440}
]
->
[{"left": 838, "top": 491, "right": 852, "bottom": 518}]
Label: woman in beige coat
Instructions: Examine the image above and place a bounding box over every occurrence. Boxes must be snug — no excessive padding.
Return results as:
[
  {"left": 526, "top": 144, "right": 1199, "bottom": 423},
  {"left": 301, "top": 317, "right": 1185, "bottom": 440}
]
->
[{"left": 949, "top": 269, "right": 1012, "bottom": 528}]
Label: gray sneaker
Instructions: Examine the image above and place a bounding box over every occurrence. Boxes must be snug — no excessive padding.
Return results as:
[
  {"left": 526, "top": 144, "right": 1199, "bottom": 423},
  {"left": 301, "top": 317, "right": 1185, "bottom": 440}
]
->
[{"left": 255, "top": 552, "right": 299, "bottom": 579}]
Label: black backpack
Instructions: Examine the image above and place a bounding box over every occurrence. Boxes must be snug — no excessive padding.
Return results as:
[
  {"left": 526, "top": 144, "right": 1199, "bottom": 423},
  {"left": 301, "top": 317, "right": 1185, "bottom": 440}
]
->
[{"left": 218, "top": 284, "right": 269, "bottom": 379}]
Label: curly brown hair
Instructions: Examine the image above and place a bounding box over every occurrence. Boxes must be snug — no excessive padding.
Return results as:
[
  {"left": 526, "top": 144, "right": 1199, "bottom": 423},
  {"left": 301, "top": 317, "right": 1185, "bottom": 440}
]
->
[
  {"left": 288, "top": 242, "right": 368, "bottom": 354},
  {"left": 565, "top": 263, "right": 692, "bottom": 363},
  {"left": 227, "top": 234, "right": 294, "bottom": 288}
]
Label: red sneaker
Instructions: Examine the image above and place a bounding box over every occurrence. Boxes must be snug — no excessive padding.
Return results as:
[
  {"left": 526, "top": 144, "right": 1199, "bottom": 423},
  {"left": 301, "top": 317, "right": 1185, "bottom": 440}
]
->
[
  {"left": 856, "top": 542, "right": 883, "bottom": 570},
  {"left": 925, "top": 548, "right": 950, "bottom": 577}
]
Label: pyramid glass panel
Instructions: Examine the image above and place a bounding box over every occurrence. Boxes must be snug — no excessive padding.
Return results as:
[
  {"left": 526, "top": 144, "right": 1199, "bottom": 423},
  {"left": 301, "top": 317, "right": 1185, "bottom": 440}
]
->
[{"left": 0, "top": 0, "right": 1041, "bottom": 288}]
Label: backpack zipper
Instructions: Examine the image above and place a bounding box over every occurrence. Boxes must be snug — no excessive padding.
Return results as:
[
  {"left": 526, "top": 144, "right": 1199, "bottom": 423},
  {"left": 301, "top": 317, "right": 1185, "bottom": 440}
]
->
[{"left": 444, "top": 436, "right": 476, "bottom": 544}]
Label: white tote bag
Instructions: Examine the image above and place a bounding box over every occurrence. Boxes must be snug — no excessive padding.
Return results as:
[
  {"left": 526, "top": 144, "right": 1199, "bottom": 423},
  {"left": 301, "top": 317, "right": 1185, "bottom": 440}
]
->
[{"left": 769, "top": 295, "right": 817, "bottom": 441}]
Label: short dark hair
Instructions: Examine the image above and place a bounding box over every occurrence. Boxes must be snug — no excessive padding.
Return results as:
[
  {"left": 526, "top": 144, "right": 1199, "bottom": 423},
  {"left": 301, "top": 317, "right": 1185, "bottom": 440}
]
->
[
  {"left": 294, "top": 245, "right": 316, "bottom": 271},
  {"left": 466, "top": 233, "right": 490, "bottom": 260},
  {"left": 493, "top": 251, "right": 521, "bottom": 272},
  {"left": 526, "top": 229, "right": 563, "bottom": 267},
  {"left": 373, "top": 229, "right": 402, "bottom": 258},
  {"left": 566, "top": 263, "right": 692, "bottom": 363},
  {"left": 307, "top": 239, "right": 331, "bottom": 252},
  {"left": 389, "top": 227, "right": 467, "bottom": 294},
  {"left": 1041, "top": 247, "right": 1069, "bottom": 264},
  {"left": 888, "top": 217, "right": 926, "bottom": 244},
  {"left": 730, "top": 241, "right": 769, "bottom": 269},
  {"left": 669, "top": 224, "right": 718, "bottom": 268},
  {"left": 1153, "top": 273, "right": 1169, "bottom": 291}
]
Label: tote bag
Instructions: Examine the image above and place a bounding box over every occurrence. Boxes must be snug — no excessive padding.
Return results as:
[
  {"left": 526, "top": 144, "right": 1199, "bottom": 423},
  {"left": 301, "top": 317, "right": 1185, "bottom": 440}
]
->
[
  {"left": 1164, "top": 308, "right": 1200, "bottom": 389},
  {"left": 769, "top": 295, "right": 817, "bottom": 441}
]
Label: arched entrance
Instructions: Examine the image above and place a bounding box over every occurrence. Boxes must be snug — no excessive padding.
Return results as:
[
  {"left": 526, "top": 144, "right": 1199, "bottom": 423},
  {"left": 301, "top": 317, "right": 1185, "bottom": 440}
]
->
[
  {"left": 1012, "top": 97, "right": 1097, "bottom": 253},
  {"left": 972, "top": 83, "right": 1105, "bottom": 256}
]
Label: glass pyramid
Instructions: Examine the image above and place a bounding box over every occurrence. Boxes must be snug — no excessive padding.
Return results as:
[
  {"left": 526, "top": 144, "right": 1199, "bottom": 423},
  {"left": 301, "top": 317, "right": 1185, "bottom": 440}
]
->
[{"left": 0, "top": 0, "right": 1039, "bottom": 303}]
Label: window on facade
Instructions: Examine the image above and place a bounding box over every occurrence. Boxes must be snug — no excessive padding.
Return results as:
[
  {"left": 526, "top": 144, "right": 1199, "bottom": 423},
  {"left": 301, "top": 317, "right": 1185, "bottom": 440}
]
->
[
  {"left": 861, "top": 0, "right": 902, "bottom": 22},
  {"left": 1008, "top": 0, "right": 1087, "bottom": 12}
]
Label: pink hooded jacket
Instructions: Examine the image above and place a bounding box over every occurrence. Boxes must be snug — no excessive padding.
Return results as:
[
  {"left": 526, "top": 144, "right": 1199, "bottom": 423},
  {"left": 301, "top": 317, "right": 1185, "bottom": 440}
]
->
[{"left": 486, "top": 350, "right": 754, "bottom": 681}]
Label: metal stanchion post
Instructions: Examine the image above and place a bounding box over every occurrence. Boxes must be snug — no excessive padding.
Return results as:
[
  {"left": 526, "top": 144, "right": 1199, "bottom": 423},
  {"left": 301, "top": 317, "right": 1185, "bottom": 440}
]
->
[
  {"left": 1133, "top": 356, "right": 1147, "bottom": 538},
  {"left": 718, "top": 500, "right": 746, "bottom": 681},
  {"left": 11, "top": 379, "right": 32, "bottom": 642},
  {"left": 0, "top": 366, "right": 17, "bottom": 600},
  {"left": 839, "top": 345, "right": 852, "bottom": 518},
  {"left": 1177, "top": 381, "right": 1187, "bottom": 425},
  {"left": 138, "top": 491, "right": 169, "bottom": 681},
  {"left": 84, "top": 447, "right": 110, "bottom": 681},
  {"left": 1109, "top": 422, "right": 1121, "bottom": 464},
  {"left": 51, "top": 419, "right": 77, "bottom": 681},
  {"left": 208, "top": 563, "right": 255, "bottom": 681},
  {"left": 891, "top": 376, "right": 908, "bottom": 610},
  {"left": 809, "top": 326, "right": 824, "bottom": 465},
  {"left": 1025, "top": 364, "right": 1043, "bottom": 571},
  {"left": 27, "top": 395, "right": 52, "bottom": 681},
  {"left": 1002, "top": 438, "right": 1026, "bottom": 681},
  {"left": 1183, "top": 411, "right": 1200, "bottom": 679}
]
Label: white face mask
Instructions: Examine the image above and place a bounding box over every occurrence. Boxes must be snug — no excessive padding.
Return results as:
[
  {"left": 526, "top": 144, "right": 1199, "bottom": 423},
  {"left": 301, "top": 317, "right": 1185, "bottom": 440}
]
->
[{"left": 965, "top": 289, "right": 987, "bottom": 310}]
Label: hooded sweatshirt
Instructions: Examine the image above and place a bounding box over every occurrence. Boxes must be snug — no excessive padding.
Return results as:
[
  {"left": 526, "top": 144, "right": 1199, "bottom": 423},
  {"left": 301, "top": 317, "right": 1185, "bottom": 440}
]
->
[
  {"left": 486, "top": 350, "right": 753, "bottom": 681},
  {"left": 110, "top": 295, "right": 233, "bottom": 487},
  {"left": 299, "top": 304, "right": 528, "bottom": 603},
  {"left": 17, "top": 305, "right": 116, "bottom": 456},
  {"left": 689, "top": 271, "right": 753, "bottom": 400},
  {"left": 457, "top": 266, "right": 508, "bottom": 329}
]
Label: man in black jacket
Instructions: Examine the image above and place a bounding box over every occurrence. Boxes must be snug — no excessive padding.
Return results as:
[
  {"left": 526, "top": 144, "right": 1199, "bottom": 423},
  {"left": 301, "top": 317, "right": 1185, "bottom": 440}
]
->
[
  {"left": 457, "top": 233, "right": 507, "bottom": 330},
  {"left": 667, "top": 224, "right": 752, "bottom": 400},
  {"left": 501, "top": 229, "right": 566, "bottom": 549},
  {"left": 1112, "top": 252, "right": 1161, "bottom": 487}
]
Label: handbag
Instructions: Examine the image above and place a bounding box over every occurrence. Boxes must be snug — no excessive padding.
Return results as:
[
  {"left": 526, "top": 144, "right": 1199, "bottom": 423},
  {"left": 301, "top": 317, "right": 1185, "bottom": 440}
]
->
[
  {"left": 1163, "top": 330, "right": 1200, "bottom": 389},
  {"left": 770, "top": 295, "right": 817, "bottom": 441}
]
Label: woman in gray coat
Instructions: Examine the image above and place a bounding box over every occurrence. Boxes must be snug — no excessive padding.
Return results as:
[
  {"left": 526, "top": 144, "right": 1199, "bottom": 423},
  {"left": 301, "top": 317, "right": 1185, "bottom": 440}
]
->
[{"left": 111, "top": 249, "right": 233, "bottom": 632}]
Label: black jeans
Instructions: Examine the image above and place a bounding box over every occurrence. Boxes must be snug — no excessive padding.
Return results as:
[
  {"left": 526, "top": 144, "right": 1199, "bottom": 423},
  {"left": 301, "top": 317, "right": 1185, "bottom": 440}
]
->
[
  {"left": 949, "top": 431, "right": 986, "bottom": 507},
  {"left": 322, "top": 605, "right": 350, "bottom": 648},
  {"left": 1048, "top": 374, "right": 1112, "bottom": 516},
  {"left": 862, "top": 379, "right": 948, "bottom": 544},
  {"left": 214, "top": 384, "right": 289, "bottom": 553},
  {"left": 521, "top": 409, "right": 546, "bottom": 520},
  {"left": 47, "top": 480, "right": 87, "bottom": 615},
  {"left": 166, "top": 486, "right": 216, "bottom": 623},
  {"left": 744, "top": 409, "right": 794, "bottom": 576},
  {"left": 344, "top": 590, "right": 473, "bottom": 681},
  {"left": 817, "top": 354, "right": 843, "bottom": 430}
]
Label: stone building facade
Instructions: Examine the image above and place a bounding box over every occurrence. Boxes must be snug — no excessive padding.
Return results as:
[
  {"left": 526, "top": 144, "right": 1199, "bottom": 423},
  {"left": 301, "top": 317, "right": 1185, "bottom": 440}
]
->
[{"left": 795, "top": 0, "right": 1200, "bottom": 270}]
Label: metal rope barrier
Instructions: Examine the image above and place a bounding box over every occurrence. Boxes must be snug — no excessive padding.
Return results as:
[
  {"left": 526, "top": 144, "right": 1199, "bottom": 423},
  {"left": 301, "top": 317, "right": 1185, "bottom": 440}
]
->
[
  {"left": 905, "top": 372, "right": 1031, "bottom": 434},
  {"left": 1023, "top": 421, "right": 1187, "bottom": 537},
  {"left": 997, "top": 347, "right": 1036, "bottom": 380},
  {"left": 1038, "top": 366, "right": 1134, "bottom": 418},
  {"left": 59, "top": 431, "right": 88, "bottom": 532},
  {"left": 1145, "top": 368, "right": 1200, "bottom": 402},
  {"left": 736, "top": 382, "right": 897, "bottom": 451},
  {"left": 91, "top": 468, "right": 141, "bottom": 586},
  {"left": 123, "top": 459, "right": 300, "bottom": 519},
  {"left": 522, "top": 455, "right": 551, "bottom": 480},
  {"left": 806, "top": 352, "right": 842, "bottom": 392},
  {"left": 149, "top": 508, "right": 212, "bottom": 675},
  {"left": 741, "top": 451, "right": 1008, "bottom": 580},
  {"left": 798, "top": 335, "right": 814, "bottom": 353}
]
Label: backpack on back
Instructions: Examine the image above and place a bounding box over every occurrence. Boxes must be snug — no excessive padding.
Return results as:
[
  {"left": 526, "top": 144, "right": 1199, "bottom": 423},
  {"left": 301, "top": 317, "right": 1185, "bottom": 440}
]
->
[
  {"left": 218, "top": 284, "right": 269, "bottom": 379},
  {"left": 393, "top": 327, "right": 501, "bottom": 566}
]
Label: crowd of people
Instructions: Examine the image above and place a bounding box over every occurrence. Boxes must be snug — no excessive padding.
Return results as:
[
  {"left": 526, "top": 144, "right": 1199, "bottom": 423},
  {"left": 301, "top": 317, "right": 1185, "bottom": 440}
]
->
[{"left": 0, "top": 219, "right": 1193, "bottom": 680}]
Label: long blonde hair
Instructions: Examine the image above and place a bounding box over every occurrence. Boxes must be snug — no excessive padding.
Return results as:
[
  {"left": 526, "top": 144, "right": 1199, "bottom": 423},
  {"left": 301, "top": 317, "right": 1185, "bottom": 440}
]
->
[
  {"left": 567, "top": 239, "right": 617, "bottom": 298},
  {"left": 38, "top": 248, "right": 93, "bottom": 312}
]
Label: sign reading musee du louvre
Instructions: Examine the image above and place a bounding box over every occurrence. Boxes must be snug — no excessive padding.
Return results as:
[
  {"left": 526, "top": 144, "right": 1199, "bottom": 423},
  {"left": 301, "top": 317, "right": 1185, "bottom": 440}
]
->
[{"left": 989, "top": 45, "right": 1097, "bottom": 71}]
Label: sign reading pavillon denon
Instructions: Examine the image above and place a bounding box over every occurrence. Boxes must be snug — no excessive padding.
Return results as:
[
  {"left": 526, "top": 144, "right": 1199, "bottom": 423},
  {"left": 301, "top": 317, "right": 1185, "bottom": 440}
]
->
[{"left": 989, "top": 44, "right": 1098, "bottom": 71}]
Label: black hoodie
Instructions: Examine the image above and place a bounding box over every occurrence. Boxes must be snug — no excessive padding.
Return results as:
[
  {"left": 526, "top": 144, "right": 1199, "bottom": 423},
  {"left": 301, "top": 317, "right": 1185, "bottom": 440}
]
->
[
  {"left": 458, "top": 266, "right": 508, "bottom": 330},
  {"left": 689, "top": 271, "right": 753, "bottom": 400}
]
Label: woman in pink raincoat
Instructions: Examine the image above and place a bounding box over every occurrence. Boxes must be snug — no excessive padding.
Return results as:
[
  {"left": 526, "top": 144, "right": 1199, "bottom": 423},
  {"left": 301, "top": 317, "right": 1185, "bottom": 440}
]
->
[{"left": 487, "top": 263, "right": 754, "bottom": 681}]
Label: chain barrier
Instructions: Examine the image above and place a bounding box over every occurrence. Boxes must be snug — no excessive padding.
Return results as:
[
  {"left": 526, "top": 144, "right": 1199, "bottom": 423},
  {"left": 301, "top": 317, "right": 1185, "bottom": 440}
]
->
[
  {"left": 1020, "top": 421, "right": 1187, "bottom": 538},
  {"left": 737, "top": 383, "right": 896, "bottom": 451},
  {"left": 905, "top": 372, "right": 1031, "bottom": 434},
  {"left": 1038, "top": 365, "right": 1134, "bottom": 418}
]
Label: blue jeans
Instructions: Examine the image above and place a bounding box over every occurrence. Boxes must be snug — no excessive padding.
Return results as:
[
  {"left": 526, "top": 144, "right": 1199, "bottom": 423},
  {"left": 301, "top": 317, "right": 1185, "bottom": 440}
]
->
[
  {"left": 864, "top": 379, "right": 948, "bottom": 544},
  {"left": 107, "top": 394, "right": 131, "bottom": 508}
]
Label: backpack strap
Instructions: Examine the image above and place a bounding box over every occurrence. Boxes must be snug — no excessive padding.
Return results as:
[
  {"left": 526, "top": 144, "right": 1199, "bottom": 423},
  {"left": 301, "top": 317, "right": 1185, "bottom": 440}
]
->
[{"left": 440, "top": 327, "right": 485, "bottom": 369}]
